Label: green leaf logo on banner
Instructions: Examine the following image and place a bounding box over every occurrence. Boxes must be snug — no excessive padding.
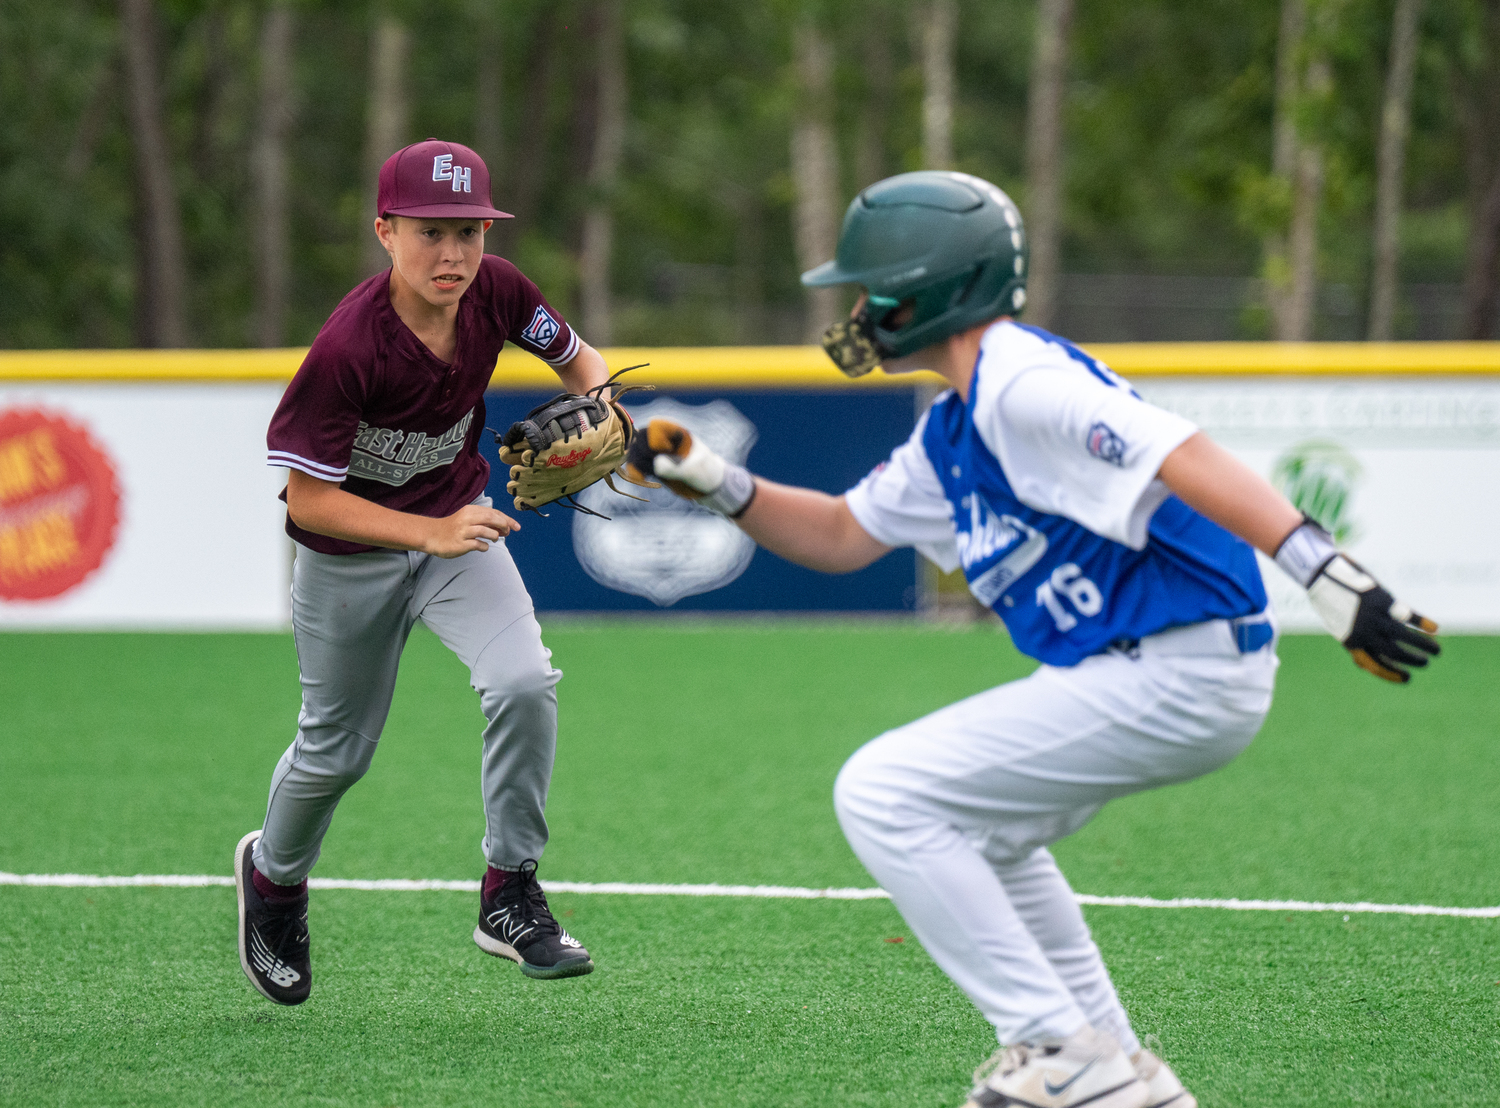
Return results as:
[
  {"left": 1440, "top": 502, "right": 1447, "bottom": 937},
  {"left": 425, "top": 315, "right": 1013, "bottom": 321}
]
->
[{"left": 1272, "top": 440, "right": 1362, "bottom": 544}]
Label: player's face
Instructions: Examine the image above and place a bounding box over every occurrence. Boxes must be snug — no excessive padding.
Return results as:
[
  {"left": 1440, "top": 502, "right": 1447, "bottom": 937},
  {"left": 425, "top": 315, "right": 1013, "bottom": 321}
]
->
[
  {"left": 378, "top": 217, "right": 492, "bottom": 308},
  {"left": 852, "top": 291, "right": 927, "bottom": 374}
]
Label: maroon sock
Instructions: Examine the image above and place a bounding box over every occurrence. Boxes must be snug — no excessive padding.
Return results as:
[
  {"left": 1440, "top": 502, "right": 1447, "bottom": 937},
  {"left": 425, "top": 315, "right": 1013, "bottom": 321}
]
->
[
  {"left": 483, "top": 866, "right": 514, "bottom": 899},
  {"left": 252, "top": 867, "right": 307, "bottom": 904}
]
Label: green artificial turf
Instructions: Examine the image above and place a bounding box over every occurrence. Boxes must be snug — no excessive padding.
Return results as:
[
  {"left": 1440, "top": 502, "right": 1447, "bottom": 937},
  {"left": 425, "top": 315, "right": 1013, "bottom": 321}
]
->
[{"left": 2, "top": 624, "right": 1498, "bottom": 1106}]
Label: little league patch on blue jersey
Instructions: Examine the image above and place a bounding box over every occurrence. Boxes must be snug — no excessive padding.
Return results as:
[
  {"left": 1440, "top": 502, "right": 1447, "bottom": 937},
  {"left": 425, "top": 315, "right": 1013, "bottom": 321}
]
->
[
  {"left": 922, "top": 335, "right": 1266, "bottom": 666},
  {"left": 522, "top": 306, "right": 560, "bottom": 347}
]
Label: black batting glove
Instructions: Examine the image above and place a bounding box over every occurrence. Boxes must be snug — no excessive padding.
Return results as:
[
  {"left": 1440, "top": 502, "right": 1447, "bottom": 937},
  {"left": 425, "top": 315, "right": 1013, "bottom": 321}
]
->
[{"left": 1275, "top": 517, "right": 1440, "bottom": 684}]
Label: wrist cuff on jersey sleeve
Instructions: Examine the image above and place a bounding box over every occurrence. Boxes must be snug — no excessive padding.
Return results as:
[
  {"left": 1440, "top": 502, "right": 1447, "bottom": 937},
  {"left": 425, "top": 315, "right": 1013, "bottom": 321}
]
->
[
  {"left": 1274, "top": 516, "right": 1338, "bottom": 588},
  {"left": 700, "top": 464, "right": 756, "bottom": 518}
]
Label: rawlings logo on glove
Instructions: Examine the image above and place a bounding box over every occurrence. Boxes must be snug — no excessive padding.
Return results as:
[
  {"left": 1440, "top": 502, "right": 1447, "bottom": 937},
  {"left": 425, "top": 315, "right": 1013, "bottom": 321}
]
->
[
  {"left": 495, "top": 366, "right": 656, "bottom": 516},
  {"left": 546, "top": 448, "right": 592, "bottom": 469}
]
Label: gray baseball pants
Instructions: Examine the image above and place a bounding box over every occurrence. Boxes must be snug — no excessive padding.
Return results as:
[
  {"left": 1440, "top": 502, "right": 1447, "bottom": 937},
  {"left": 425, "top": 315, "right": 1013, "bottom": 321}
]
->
[{"left": 252, "top": 530, "right": 560, "bottom": 885}]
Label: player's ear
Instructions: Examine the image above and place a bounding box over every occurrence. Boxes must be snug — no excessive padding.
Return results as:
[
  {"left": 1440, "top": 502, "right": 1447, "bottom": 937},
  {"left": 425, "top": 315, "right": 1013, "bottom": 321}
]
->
[
  {"left": 374, "top": 216, "right": 397, "bottom": 254},
  {"left": 482, "top": 220, "right": 493, "bottom": 233}
]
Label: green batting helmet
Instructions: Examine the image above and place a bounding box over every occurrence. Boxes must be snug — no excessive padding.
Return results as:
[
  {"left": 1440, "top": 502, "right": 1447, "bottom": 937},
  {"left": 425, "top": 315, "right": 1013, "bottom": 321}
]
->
[{"left": 802, "top": 171, "right": 1027, "bottom": 370}]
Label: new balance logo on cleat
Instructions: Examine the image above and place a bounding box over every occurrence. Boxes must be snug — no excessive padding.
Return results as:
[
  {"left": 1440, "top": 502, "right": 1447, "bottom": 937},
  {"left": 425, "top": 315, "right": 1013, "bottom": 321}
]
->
[
  {"left": 249, "top": 926, "right": 303, "bottom": 988},
  {"left": 483, "top": 904, "right": 539, "bottom": 948},
  {"left": 234, "top": 830, "right": 313, "bottom": 1006},
  {"left": 473, "top": 859, "right": 594, "bottom": 980}
]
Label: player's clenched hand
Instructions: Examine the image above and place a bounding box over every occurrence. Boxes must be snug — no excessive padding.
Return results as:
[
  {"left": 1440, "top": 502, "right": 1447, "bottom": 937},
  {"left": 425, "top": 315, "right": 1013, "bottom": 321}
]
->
[
  {"left": 625, "top": 420, "right": 758, "bottom": 517},
  {"left": 625, "top": 419, "right": 719, "bottom": 499},
  {"left": 1274, "top": 517, "right": 1439, "bottom": 683},
  {"left": 424, "top": 504, "right": 520, "bottom": 558}
]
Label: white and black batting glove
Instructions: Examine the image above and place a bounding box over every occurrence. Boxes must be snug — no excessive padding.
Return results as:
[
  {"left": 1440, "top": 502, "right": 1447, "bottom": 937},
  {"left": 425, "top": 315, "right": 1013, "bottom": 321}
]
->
[
  {"left": 624, "top": 419, "right": 757, "bottom": 518},
  {"left": 1274, "top": 516, "right": 1440, "bottom": 684}
]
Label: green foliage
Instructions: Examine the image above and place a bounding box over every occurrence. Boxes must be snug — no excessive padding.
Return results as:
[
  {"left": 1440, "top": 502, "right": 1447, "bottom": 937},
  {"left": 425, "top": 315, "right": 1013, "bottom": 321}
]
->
[{"left": 0, "top": 0, "right": 1485, "bottom": 347}]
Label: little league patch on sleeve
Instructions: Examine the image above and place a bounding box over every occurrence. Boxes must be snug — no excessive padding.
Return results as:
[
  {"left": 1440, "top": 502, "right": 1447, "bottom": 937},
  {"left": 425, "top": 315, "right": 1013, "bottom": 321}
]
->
[
  {"left": 1086, "top": 421, "right": 1127, "bottom": 466},
  {"left": 522, "top": 306, "right": 560, "bottom": 347}
]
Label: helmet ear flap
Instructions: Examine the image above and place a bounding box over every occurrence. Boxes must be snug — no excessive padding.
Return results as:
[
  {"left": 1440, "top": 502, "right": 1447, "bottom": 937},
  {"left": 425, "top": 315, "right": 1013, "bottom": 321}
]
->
[{"left": 949, "top": 264, "right": 985, "bottom": 309}]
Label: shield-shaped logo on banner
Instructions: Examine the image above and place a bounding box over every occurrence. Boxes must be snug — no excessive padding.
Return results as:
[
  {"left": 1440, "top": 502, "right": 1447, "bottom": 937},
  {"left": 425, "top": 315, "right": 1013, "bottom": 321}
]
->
[{"left": 572, "top": 398, "right": 758, "bottom": 606}]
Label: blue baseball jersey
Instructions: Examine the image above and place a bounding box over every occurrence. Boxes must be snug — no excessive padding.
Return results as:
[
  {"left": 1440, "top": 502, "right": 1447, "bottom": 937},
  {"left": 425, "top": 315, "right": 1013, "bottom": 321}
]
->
[{"left": 846, "top": 321, "right": 1266, "bottom": 666}]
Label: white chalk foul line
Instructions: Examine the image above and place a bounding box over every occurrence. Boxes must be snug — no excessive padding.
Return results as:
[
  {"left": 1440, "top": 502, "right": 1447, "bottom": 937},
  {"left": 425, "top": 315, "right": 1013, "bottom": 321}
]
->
[{"left": 2, "top": 872, "right": 1497, "bottom": 917}]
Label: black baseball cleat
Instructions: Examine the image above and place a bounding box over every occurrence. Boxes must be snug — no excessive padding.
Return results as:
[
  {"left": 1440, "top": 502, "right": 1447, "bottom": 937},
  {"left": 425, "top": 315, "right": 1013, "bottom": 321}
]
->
[
  {"left": 473, "top": 859, "right": 594, "bottom": 979},
  {"left": 235, "top": 830, "right": 312, "bottom": 1005}
]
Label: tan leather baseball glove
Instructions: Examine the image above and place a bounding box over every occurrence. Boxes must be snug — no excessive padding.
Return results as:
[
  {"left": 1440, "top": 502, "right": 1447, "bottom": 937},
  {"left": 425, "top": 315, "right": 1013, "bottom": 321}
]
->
[{"left": 495, "top": 368, "right": 657, "bottom": 516}]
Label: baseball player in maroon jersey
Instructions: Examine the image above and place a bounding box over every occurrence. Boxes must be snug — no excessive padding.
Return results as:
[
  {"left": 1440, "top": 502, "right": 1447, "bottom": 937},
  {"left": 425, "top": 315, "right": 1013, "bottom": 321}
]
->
[{"left": 236, "top": 139, "right": 602, "bottom": 1005}]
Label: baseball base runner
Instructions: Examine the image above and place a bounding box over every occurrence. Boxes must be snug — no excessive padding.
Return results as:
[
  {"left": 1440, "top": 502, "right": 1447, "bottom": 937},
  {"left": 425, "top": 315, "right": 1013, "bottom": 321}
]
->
[{"left": 628, "top": 170, "right": 1440, "bottom": 1108}]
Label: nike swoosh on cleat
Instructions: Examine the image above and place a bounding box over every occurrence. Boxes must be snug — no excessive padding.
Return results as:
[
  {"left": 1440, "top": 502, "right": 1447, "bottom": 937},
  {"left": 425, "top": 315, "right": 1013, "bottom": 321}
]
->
[{"left": 1043, "top": 1057, "right": 1097, "bottom": 1097}]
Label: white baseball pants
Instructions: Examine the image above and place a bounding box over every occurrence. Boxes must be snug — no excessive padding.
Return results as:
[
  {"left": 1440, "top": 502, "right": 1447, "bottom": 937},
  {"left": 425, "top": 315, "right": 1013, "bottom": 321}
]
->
[{"left": 833, "top": 618, "right": 1278, "bottom": 1051}]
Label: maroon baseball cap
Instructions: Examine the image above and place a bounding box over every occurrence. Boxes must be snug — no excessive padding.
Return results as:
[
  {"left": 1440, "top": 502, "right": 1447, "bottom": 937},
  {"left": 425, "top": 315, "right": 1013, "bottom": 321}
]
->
[{"left": 376, "top": 139, "right": 513, "bottom": 220}]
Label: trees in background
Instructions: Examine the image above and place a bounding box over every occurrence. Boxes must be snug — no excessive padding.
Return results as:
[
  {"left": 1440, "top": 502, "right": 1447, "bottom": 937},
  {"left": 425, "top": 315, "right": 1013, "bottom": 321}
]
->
[
  {"left": 1458, "top": 0, "right": 1500, "bottom": 339},
  {"left": 790, "top": 15, "right": 842, "bottom": 342},
  {"left": 118, "top": 0, "right": 189, "bottom": 347},
  {"left": 1368, "top": 0, "right": 1424, "bottom": 339},
  {"left": 921, "top": 0, "right": 957, "bottom": 172},
  {"left": 0, "top": 0, "right": 1495, "bottom": 348},
  {"left": 363, "top": 8, "right": 410, "bottom": 279},
  {"left": 1023, "top": 0, "right": 1072, "bottom": 330},
  {"left": 252, "top": 1, "right": 294, "bottom": 348},
  {"left": 580, "top": 0, "right": 627, "bottom": 345}
]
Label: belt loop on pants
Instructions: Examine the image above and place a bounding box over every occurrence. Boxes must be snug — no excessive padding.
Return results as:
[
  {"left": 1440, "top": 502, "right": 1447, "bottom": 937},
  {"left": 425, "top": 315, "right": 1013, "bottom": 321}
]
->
[{"left": 1233, "top": 613, "right": 1276, "bottom": 653}]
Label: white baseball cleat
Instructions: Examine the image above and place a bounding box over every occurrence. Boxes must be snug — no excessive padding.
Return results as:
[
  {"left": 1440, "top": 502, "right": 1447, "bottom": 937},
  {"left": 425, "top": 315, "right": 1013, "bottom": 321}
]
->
[
  {"left": 1131, "top": 1049, "right": 1197, "bottom": 1108},
  {"left": 961, "top": 1025, "right": 1148, "bottom": 1108}
]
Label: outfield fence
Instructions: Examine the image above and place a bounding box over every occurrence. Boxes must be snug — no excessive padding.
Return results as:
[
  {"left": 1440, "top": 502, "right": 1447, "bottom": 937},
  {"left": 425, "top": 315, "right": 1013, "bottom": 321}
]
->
[{"left": 2, "top": 343, "right": 1498, "bottom": 630}]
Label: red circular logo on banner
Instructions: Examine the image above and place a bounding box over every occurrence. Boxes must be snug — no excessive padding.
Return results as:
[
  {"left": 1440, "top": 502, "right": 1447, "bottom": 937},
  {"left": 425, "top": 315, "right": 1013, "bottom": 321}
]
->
[{"left": 0, "top": 407, "right": 122, "bottom": 601}]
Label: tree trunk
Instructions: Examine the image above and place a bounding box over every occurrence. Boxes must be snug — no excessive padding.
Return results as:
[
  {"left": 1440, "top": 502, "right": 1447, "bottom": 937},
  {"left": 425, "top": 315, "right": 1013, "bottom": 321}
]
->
[
  {"left": 252, "top": 2, "right": 294, "bottom": 348},
  {"left": 363, "top": 11, "right": 410, "bottom": 278},
  {"left": 854, "top": 17, "right": 893, "bottom": 190},
  {"left": 496, "top": 9, "right": 557, "bottom": 258},
  {"left": 474, "top": 6, "right": 505, "bottom": 255},
  {"left": 1271, "top": 0, "right": 1305, "bottom": 181},
  {"left": 1368, "top": 0, "right": 1424, "bottom": 340},
  {"left": 733, "top": 187, "right": 766, "bottom": 343},
  {"left": 119, "top": 0, "right": 189, "bottom": 347},
  {"left": 1464, "top": 166, "right": 1500, "bottom": 339},
  {"left": 1284, "top": 126, "right": 1324, "bottom": 341},
  {"left": 1460, "top": 0, "right": 1500, "bottom": 339},
  {"left": 1024, "top": 0, "right": 1073, "bottom": 330},
  {"left": 1266, "top": 0, "right": 1331, "bottom": 342},
  {"left": 1264, "top": 0, "right": 1305, "bottom": 337},
  {"left": 921, "top": 0, "right": 956, "bottom": 171},
  {"left": 191, "top": 8, "right": 229, "bottom": 185},
  {"left": 580, "top": 0, "right": 625, "bottom": 347},
  {"left": 790, "top": 19, "right": 842, "bottom": 343}
]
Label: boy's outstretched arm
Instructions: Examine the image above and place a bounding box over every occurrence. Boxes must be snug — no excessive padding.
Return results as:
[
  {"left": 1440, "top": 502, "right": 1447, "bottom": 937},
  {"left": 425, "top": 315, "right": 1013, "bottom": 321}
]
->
[
  {"left": 623, "top": 418, "right": 888, "bottom": 574},
  {"left": 1156, "top": 432, "right": 1302, "bottom": 556},
  {"left": 734, "top": 482, "right": 891, "bottom": 574},
  {"left": 1158, "top": 431, "right": 1439, "bottom": 683}
]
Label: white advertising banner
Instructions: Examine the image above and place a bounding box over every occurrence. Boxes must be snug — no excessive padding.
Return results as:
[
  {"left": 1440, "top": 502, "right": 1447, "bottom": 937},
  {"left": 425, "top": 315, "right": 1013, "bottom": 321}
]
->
[
  {"left": 0, "top": 375, "right": 1495, "bottom": 631},
  {"left": 0, "top": 384, "right": 290, "bottom": 629},
  {"left": 1138, "top": 377, "right": 1500, "bottom": 631}
]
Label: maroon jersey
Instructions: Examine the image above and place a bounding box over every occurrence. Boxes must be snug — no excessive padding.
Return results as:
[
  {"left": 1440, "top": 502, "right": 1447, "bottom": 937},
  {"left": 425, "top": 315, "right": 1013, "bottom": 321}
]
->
[{"left": 267, "top": 255, "right": 579, "bottom": 554}]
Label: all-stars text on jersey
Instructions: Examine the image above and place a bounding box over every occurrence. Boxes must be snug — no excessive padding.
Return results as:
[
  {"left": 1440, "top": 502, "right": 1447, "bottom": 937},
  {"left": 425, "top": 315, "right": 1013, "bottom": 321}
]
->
[{"left": 347, "top": 412, "right": 474, "bottom": 487}]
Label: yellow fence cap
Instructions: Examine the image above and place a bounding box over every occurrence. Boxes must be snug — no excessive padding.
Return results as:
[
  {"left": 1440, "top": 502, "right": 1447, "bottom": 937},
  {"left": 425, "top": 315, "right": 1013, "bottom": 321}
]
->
[{"left": 0, "top": 342, "right": 1497, "bottom": 384}]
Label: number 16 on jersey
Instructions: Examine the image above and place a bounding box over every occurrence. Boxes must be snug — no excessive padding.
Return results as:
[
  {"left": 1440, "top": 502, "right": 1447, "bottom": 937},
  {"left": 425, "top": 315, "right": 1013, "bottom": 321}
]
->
[{"left": 1036, "top": 563, "right": 1102, "bottom": 632}]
